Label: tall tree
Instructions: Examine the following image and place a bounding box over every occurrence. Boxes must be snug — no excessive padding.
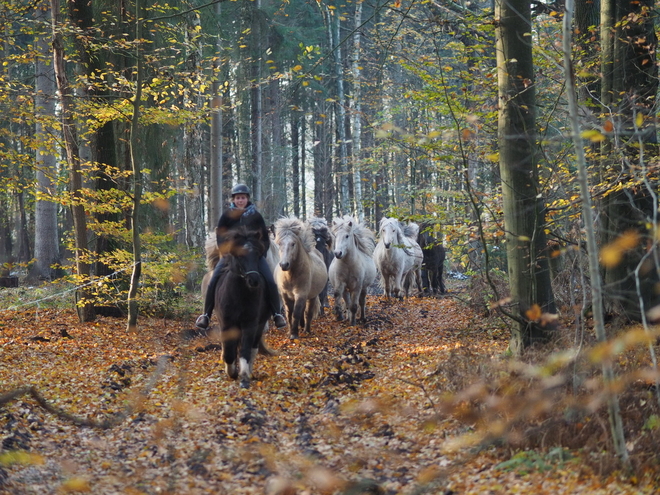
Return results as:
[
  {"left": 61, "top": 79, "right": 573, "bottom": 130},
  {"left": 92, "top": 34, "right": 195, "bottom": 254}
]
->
[
  {"left": 29, "top": 1, "right": 59, "bottom": 283},
  {"left": 209, "top": 2, "right": 224, "bottom": 231},
  {"left": 125, "top": 0, "right": 145, "bottom": 333},
  {"left": 495, "top": 0, "right": 556, "bottom": 353},
  {"left": 350, "top": 0, "right": 364, "bottom": 221},
  {"left": 601, "top": 0, "right": 659, "bottom": 320},
  {"left": 50, "top": 0, "right": 95, "bottom": 322}
]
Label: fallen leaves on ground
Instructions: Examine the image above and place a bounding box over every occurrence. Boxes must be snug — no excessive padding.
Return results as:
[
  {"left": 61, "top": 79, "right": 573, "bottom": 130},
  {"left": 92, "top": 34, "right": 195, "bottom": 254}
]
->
[{"left": 0, "top": 290, "right": 657, "bottom": 494}]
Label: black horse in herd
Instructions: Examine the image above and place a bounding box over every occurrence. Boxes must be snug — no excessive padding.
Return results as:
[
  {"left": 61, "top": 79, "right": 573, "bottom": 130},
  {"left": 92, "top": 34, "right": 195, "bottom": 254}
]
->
[
  {"left": 205, "top": 227, "right": 272, "bottom": 389},
  {"left": 418, "top": 225, "right": 446, "bottom": 295}
]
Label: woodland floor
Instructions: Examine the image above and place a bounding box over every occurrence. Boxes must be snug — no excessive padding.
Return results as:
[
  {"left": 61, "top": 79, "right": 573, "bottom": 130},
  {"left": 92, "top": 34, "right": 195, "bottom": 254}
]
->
[{"left": 1, "top": 281, "right": 660, "bottom": 494}]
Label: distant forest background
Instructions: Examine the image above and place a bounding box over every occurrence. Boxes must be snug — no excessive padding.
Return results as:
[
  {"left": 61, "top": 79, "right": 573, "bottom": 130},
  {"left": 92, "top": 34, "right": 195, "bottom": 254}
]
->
[{"left": 1, "top": 0, "right": 659, "bottom": 355}]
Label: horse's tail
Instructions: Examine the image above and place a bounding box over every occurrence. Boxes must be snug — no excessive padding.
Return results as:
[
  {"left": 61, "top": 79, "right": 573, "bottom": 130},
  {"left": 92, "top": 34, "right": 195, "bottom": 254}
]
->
[
  {"left": 258, "top": 334, "right": 279, "bottom": 356},
  {"left": 205, "top": 234, "right": 220, "bottom": 271}
]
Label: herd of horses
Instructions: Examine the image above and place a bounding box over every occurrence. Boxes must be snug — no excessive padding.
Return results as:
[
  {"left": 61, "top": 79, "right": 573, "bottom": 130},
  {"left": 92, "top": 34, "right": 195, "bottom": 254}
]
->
[{"left": 204, "top": 215, "right": 446, "bottom": 388}]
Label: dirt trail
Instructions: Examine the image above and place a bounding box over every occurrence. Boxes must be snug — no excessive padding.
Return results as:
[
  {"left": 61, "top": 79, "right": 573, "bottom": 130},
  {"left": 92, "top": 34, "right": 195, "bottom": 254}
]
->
[{"left": 0, "top": 295, "right": 648, "bottom": 494}]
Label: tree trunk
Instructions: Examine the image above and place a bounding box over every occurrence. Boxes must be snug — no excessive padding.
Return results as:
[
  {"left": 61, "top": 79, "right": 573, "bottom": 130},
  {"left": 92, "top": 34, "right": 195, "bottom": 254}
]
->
[
  {"left": 50, "top": 0, "right": 95, "bottom": 322},
  {"left": 209, "top": 2, "right": 224, "bottom": 231},
  {"left": 250, "top": 0, "right": 263, "bottom": 204},
  {"left": 126, "top": 0, "right": 144, "bottom": 333},
  {"left": 328, "top": 5, "right": 349, "bottom": 214},
  {"left": 292, "top": 89, "right": 301, "bottom": 218},
  {"left": 601, "top": 0, "right": 660, "bottom": 320},
  {"left": 495, "top": 0, "right": 556, "bottom": 354},
  {"left": 563, "top": 0, "right": 629, "bottom": 466},
  {"left": 182, "top": 12, "right": 205, "bottom": 249},
  {"left": 351, "top": 0, "right": 364, "bottom": 221},
  {"left": 30, "top": 1, "right": 60, "bottom": 283}
]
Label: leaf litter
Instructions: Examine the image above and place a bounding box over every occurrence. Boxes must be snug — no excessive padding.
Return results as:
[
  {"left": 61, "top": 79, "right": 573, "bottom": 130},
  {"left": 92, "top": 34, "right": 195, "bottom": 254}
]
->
[{"left": 0, "top": 288, "right": 658, "bottom": 494}]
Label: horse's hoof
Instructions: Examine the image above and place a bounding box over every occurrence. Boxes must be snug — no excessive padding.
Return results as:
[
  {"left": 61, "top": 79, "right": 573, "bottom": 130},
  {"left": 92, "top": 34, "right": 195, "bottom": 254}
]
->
[
  {"left": 289, "top": 333, "right": 299, "bottom": 340},
  {"left": 240, "top": 379, "right": 250, "bottom": 389},
  {"left": 225, "top": 362, "right": 238, "bottom": 379}
]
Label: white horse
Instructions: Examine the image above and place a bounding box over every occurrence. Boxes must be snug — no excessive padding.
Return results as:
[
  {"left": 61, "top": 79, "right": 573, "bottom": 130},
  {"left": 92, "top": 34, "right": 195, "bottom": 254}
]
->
[
  {"left": 274, "top": 216, "right": 328, "bottom": 339},
  {"left": 328, "top": 215, "right": 377, "bottom": 325},
  {"left": 374, "top": 217, "right": 423, "bottom": 299}
]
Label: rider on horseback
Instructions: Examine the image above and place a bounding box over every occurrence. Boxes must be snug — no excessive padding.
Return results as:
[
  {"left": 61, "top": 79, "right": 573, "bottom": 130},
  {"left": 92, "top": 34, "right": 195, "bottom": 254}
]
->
[{"left": 195, "top": 184, "right": 287, "bottom": 330}]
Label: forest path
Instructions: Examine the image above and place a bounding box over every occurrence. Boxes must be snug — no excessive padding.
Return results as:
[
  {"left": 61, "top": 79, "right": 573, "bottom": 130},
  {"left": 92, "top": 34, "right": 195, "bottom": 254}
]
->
[{"left": 0, "top": 290, "right": 648, "bottom": 494}]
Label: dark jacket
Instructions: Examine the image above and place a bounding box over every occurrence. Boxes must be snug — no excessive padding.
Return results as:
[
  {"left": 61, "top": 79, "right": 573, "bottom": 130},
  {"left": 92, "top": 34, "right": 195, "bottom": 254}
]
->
[{"left": 216, "top": 202, "right": 270, "bottom": 255}]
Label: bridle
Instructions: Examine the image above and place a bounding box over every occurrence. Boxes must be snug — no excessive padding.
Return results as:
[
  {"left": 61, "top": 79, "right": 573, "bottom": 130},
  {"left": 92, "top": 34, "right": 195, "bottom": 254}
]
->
[{"left": 230, "top": 240, "right": 263, "bottom": 281}]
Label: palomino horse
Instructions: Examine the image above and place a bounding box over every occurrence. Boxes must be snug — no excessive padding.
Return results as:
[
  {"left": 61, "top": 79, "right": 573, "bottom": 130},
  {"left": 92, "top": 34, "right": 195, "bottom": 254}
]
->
[
  {"left": 307, "top": 216, "right": 334, "bottom": 315},
  {"left": 209, "top": 228, "right": 270, "bottom": 388},
  {"left": 274, "top": 216, "right": 328, "bottom": 339},
  {"left": 328, "top": 215, "right": 377, "bottom": 325},
  {"left": 374, "top": 217, "right": 423, "bottom": 299}
]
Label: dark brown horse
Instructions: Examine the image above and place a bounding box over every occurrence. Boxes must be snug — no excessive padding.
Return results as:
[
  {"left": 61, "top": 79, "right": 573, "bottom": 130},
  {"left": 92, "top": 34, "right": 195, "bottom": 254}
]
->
[
  {"left": 209, "top": 228, "right": 271, "bottom": 388},
  {"left": 308, "top": 216, "right": 334, "bottom": 315},
  {"left": 418, "top": 226, "right": 446, "bottom": 295}
]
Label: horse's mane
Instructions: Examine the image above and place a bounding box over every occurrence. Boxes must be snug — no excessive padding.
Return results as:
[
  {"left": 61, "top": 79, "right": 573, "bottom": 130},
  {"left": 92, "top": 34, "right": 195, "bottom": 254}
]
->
[
  {"left": 308, "top": 216, "right": 328, "bottom": 231},
  {"left": 332, "top": 215, "right": 376, "bottom": 255},
  {"left": 403, "top": 222, "right": 420, "bottom": 240},
  {"left": 205, "top": 234, "right": 220, "bottom": 270},
  {"left": 204, "top": 228, "right": 266, "bottom": 271},
  {"left": 308, "top": 216, "right": 334, "bottom": 244},
  {"left": 380, "top": 217, "right": 419, "bottom": 244},
  {"left": 275, "top": 215, "right": 315, "bottom": 253}
]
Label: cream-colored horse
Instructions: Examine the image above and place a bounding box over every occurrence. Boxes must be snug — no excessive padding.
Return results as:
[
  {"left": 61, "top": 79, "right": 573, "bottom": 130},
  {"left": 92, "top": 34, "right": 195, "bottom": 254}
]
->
[
  {"left": 274, "top": 216, "right": 328, "bottom": 339},
  {"left": 374, "top": 217, "right": 423, "bottom": 299},
  {"left": 328, "top": 215, "right": 377, "bottom": 325}
]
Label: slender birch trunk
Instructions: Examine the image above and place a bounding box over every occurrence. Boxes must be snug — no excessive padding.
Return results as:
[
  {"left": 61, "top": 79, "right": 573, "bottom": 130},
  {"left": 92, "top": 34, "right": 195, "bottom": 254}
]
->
[{"left": 126, "top": 0, "right": 143, "bottom": 333}]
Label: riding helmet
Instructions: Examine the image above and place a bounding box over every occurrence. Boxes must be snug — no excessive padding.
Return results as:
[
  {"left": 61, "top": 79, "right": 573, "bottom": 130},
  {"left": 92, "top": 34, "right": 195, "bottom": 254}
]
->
[{"left": 231, "top": 183, "right": 251, "bottom": 197}]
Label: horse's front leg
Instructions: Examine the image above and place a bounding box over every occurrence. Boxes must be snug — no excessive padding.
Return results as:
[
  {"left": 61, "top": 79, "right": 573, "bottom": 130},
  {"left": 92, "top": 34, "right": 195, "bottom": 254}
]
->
[
  {"left": 283, "top": 295, "right": 295, "bottom": 329},
  {"left": 222, "top": 333, "right": 239, "bottom": 380},
  {"left": 358, "top": 288, "right": 368, "bottom": 324},
  {"left": 290, "top": 296, "right": 306, "bottom": 339},
  {"left": 333, "top": 286, "right": 345, "bottom": 321},
  {"left": 238, "top": 323, "right": 260, "bottom": 388},
  {"left": 343, "top": 290, "right": 357, "bottom": 326},
  {"left": 303, "top": 297, "right": 319, "bottom": 334}
]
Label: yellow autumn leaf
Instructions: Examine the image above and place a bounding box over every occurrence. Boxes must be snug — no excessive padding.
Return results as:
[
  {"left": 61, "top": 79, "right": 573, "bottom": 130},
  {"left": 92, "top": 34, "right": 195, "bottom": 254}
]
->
[
  {"left": 0, "top": 451, "right": 45, "bottom": 466},
  {"left": 581, "top": 129, "right": 606, "bottom": 142},
  {"left": 600, "top": 244, "right": 622, "bottom": 268},
  {"left": 600, "top": 230, "right": 639, "bottom": 267},
  {"left": 292, "top": 65, "right": 303, "bottom": 72},
  {"left": 59, "top": 477, "right": 91, "bottom": 493},
  {"left": 636, "top": 112, "right": 644, "bottom": 128}
]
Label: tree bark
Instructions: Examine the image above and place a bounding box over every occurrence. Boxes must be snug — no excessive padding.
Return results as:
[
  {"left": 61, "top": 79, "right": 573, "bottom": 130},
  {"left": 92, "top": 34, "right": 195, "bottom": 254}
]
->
[
  {"left": 601, "top": 0, "right": 659, "bottom": 321},
  {"left": 50, "top": 0, "right": 95, "bottom": 322},
  {"left": 495, "top": 0, "right": 556, "bottom": 353},
  {"left": 209, "top": 2, "right": 224, "bottom": 231},
  {"left": 30, "top": 0, "right": 60, "bottom": 283},
  {"left": 126, "top": 0, "right": 144, "bottom": 333},
  {"left": 351, "top": 0, "right": 364, "bottom": 221},
  {"left": 563, "top": 0, "right": 629, "bottom": 466}
]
